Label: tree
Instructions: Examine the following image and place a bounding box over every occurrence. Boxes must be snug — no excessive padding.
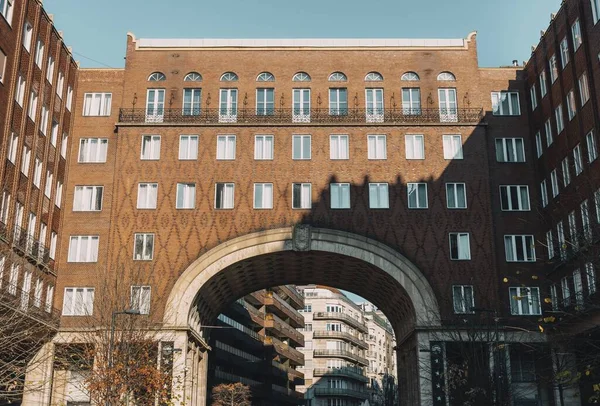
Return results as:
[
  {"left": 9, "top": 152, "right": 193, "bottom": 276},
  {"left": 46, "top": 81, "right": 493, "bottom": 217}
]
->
[
  {"left": 381, "top": 373, "right": 399, "bottom": 406},
  {"left": 211, "top": 382, "right": 251, "bottom": 406}
]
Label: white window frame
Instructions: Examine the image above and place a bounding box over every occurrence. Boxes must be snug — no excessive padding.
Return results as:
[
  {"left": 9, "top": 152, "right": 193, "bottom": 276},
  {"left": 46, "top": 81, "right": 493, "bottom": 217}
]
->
[
  {"left": 551, "top": 169, "right": 559, "bottom": 197},
  {"left": 453, "top": 285, "right": 475, "bottom": 314},
  {"left": 141, "top": 135, "right": 161, "bottom": 160},
  {"left": 176, "top": 183, "right": 196, "bottom": 209},
  {"left": 253, "top": 183, "right": 273, "bottom": 209},
  {"left": 504, "top": 235, "right": 536, "bottom": 262},
  {"left": 546, "top": 230, "right": 555, "bottom": 259},
  {"left": 491, "top": 91, "right": 521, "bottom": 116},
  {"left": 61, "top": 133, "right": 68, "bottom": 159},
  {"left": 0, "top": 0, "right": 14, "bottom": 25},
  {"left": 530, "top": 85, "right": 537, "bottom": 110},
  {"left": 368, "top": 183, "right": 389, "bottom": 209},
  {"left": 73, "top": 186, "right": 103, "bottom": 212},
  {"left": 593, "top": 0, "right": 600, "bottom": 24},
  {"left": 568, "top": 210, "right": 579, "bottom": 250},
  {"left": 449, "top": 232, "right": 471, "bottom": 260},
  {"left": 133, "top": 233, "right": 154, "bottom": 261},
  {"left": 292, "top": 183, "right": 312, "bottom": 209},
  {"left": 215, "top": 183, "right": 235, "bottom": 209},
  {"left": 446, "top": 183, "right": 467, "bottom": 209},
  {"left": 40, "top": 105, "right": 49, "bottom": 135},
  {"left": 535, "top": 132, "right": 543, "bottom": 158},
  {"left": 540, "top": 180, "right": 548, "bottom": 208},
  {"left": 573, "top": 144, "right": 583, "bottom": 175},
  {"left": 62, "top": 287, "right": 95, "bottom": 316},
  {"left": 500, "top": 185, "right": 530, "bottom": 211},
  {"left": 405, "top": 134, "right": 424, "bottom": 159},
  {"left": 572, "top": 19, "right": 582, "bottom": 51},
  {"left": 66, "top": 86, "right": 73, "bottom": 111},
  {"left": 82, "top": 93, "right": 112, "bottom": 116},
  {"left": 545, "top": 119, "right": 553, "bottom": 146},
  {"left": 179, "top": 135, "right": 198, "bottom": 160},
  {"left": 27, "top": 90, "right": 38, "bottom": 121},
  {"left": 8, "top": 132, "right": 18, "bottom": 163},
  {"left": 34, "top": 39, "right": 44, "bottom": 67},
  {"left": 407, "top": 183, "right": 428, "bottom": 209},
  {"left": 131, "top": 286, "right": 151, "bottom": 315},
  {"left": 67, "top": 236, "right": 99, "bottom": 263},
  {"left": 549, "top": 55, "right": 558, "bottom": 83},
  {"left": 33, "top": 158, "right": 42, "bottom": 188},
  {"left": 78, "top": 138, "right": 108, "bottom": 163},
  {"left": 558, "top": 221, "right": 566, "bottom": 260},
  {"left": 50, "top": 232, "right": 57, "bottom": 259},
  {"left": 22, "top": 22, "right": 33, "bottom": 52},
  {"left": 555, "top": 104, "right": 565, "bottom": 134},
  {"left": 15, "top": 75, "right": 25, "bottom": 106},
  {"left": 566, "top": 90, "right": 577, "bottom": 120},
  {"left": 21, "top": 146, "right": 31, "bottom": 175},
  {"left": 45, "top": 285, "right": 53, "bottom": 313},
  {"left": 292, "top": 135, "right": 311, "bottom": 160},
  {"left": 46, "top": 56, "right": 54, "bottom": 83},
  {"left": 539, "top": 71, "right": 547, "bottom": 97},
  {"left": 255, "top": 135, "right": 274, "bottom": 160},
  {"left": 50, "top": 121, "right": 58, "bottom": 146},
  {"left": 216, "top": 135, "right": 236, "bottom": 160},
  {"left": 560, "top": 37, "right": 570, "bottom": 68},
  {"left": 581, "top": 200, "right": 592, "bottom": 242},
  {"left": 0, "top": 48, "right": 5, "bottom": 84},
  {"left": 55, "top": 181, "right": 62, "bottom": 208},
  {"left": 579, "top": 73, "right": 590, "bottom": 106},
  {"left": 495, "top": 138, "right": 525, "bottom": 162},
  {"left": 562, "top": 157, "right": 571, "bottom": 186},
  {"left": 330, "top": 183, "right": 350, "bottom": 209},
  {"left": 586, "top": 131, "right": 598, "bottom": 163},
  {"left": 443, "top": 135, "right": 463, "bottom": 160},
  {"left": 586, "top": 262, "right": 597, "bottom": 296},
  {"left": 367, "top": 135, "right": 387, "bottom": 160},
  {"left": 509, "top": 287, "right": 541, "bottom": 315},
  {"left": 137, "top": 183, "right": 158, "bottom": 209}
]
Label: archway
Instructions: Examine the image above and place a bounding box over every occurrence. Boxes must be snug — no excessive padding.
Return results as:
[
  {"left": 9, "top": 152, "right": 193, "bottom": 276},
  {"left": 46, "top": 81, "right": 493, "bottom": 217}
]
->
[{"left": 164, "top": 226, "right": 441, "bottom": 405}]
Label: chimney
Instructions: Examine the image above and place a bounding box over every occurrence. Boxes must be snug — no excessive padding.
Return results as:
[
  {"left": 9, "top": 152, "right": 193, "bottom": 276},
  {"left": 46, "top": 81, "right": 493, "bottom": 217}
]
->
[{"left": 512, "top": 60, "right": 519, "bottom": 67}]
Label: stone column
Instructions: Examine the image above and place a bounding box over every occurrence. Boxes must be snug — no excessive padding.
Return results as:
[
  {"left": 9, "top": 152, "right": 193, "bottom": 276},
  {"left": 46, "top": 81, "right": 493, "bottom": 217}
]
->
[{"left": 23, "top": 341, "right": 55, "bottom": 406}]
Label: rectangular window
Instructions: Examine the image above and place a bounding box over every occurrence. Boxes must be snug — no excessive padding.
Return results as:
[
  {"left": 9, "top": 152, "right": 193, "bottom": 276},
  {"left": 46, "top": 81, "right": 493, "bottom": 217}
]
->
[
  {"left": 34, "top": 40, "right": 44, "bottom": 67},
  {"left": 562, "top": 277, "right": 571, "bottom": 306},
  {"left": 530, "top": 85, "right": 537, "bottom": 110},
  {"left": 402, "top": 88, "right": 421, "bottom": 115},
  {"left": 550, "top": 284, "right": 558, "bottom": 310},
  {"left": 535, "top": 132, "right": 543, "bottom": 158},
  {"left": 540, "top": 71, "right": 547, "bottom": 97},
  {"left": 254, "top": 183, "right": 273, "bottom": 209},
  {"left": 50, "top": 232, "right": 57, "bottom": 259},
  {"left": 292, "top": 135, "right": 311, "bottom": 160},
  {"left": 330, "top": 183, "right": 350, "bottom": 209},
  {"left": 567, "top": 90, "right": 577, "bottom": 120},
  {"left": 593, "top": 0, "right": 600, "bottom": 23},
  {"left": 573, "top": 144, "right": 583, "bottom": 175},
  {"left": 546, "top": 230, "right": 555, "bottom": 259},
  {"left": 8, "top": 264, "right": 19, "bottom": 295},
  {"left": 73, "top": 186, "right": 103, "bottom": 211},
  {"left": 545, "top": 119, "right": 553, "bottom": 146},
  {"left": 504, "top": 235, "right": 536, "bottom": 262},
  {"left": 0, "top": 0, "right": 14, "bottom": 25},
  {"left": 453, "top": 285, "right": 474, "bottom": 314},
  {"left": 183, "top": 88, "right": 201, "bottom": 115},
  {"left": 15, "top": 75, "right": 25, "bottom": 106},
  {"left": 141, "top": 135, "right": 161, "bottom": 160},
  {"left": 292, "top": 88, "right": 310, "bottom": 122},
  {"left": 27, "top": 91, "right": 38, "bottom": 120},
  {"left": 50, "top": 121, "right": 58, "bottom": 146},
  {"left": 509, "top": 287, "right": 541, "bottom": 315},
  {"left": 56, "top": 72, "right": 64, "bottom": 98},
  {"left": 0, "top": 49, "right": 4, "bottom": 83},
  {"left": 35, "top": 279, "right": 44, "bottom": 308},
  {"left": 62, "top": 287, "right": 95, "bottom": 316},
  {"left": 46, "top": 56, "right": 54, "bottom": 83},
  {"left": 134, "top": 233, "right": 154, "bottom": 260},
  {"left": 40, "top": 105, "right": 49, "bottom": 135},
  {"left": 329, "top": 135, "right": 348, "bottom": 160},
  {"left": 79, "top": 138, "right": 108, "bottom": 163},
  {"left": 367, "top": 135, "right": 387, "bottom": 159},
  {"left": 500, "top": 185, "right": 530, "bottom": 211},
  {"left": 179, "top": 135, "right": 198, "bottom": 160},
  {"left": 582, "top": 200, "right": 592, "bottom": 241},
  {"left": 586, "top": 262, "right": 596, "bottom": 296},
  {"left": 82, "top": 93, "right": 112, "bottom": 116},
  {"left": 67, "top": 236, "right": 99, "bottom": 262},
  {"left": 369, "top": 183, "right": 389, "bottom": 209},
  {"left": 579, "top": 73, "right": 590, "bottom": 105},
  {"left": 449, "top": 233, "right": 471, "bottom": 260},
  {"left": 61, "top": 133, "right": 68, "bottom": 158},
  {"left": 446, "top": 183, "right": 467, "bottom": 209},
  {"left": 66, "top": 86, "right": 73, "bottom": 111},
  {"left": 560, "top": 38, "right": 570, "bottom": 69},
  {"left": 176, "top": 183, "right": 196, "bottom": 209},
  {"left": 495, "top": 138, "right": 525, "bottom": 162},
  {"left": 572, "top": 19, "right": 582, "bottom": 50},
  {"left": 0, "top": 191, "right": 10, "bottom": 223},
  {"left": 215, "top": 183, "right": 235, "bottom": 209},
  {"left": 292, "top": 183, "right": 311, "bottom": 209},
  {"left": 555, "top": 105, "right": 565, "bottom": 133},
  {"left": 405, "top": 135, "right": 424, "bottom": 159},
  {"left": 568, "top": 210, "right": 578, "bottom": 250},
  {"left": 595, "top": 189, "right": 600, "bottom": 223},
  {"left": 549, "top": 55, "right": 558, "bottom": 83},
  {"left": 557, "top": 221, "right": 566, "bottom": 260},
  {"left": 443, "top": 135, "right": 463, "bottom": 159},
  {"left": 33, "top": 158, "right": 42, "bottom": 187},
  {"left": 21, "top": 145, "right": 31, "bottom": 175},
  {"left": 45, "top": 285, "right": 53, "bottom": 313},
  {"left": 255, "top": 135, "right": 274, "bottom": 160},
  {"left": 587, "top": 131, "right": 598, "bottom": 163},
  {"left": 146, "top": 88, "right": 165, "bottom": 122},
  {"left": 137, "top": 183, "right": 158, "bottom": 209},
  {"left": 540, "top": 180, "right": 548, "bottom": 208},
  {"left": 551, "top": 169, "right": 559, "bottom": 197},
  {"left": 407, "top": 183, "right": 428, "bottom": 209},
  {"left": 256, "top": 88, "right": 274, "bottom": 115},
  {"left": 131, "top": 286, "right": 151, "bottom": 315},
  {"left": 491, "top": 91, "right": 520, "bottom": 115},
  {"left": 216, "top": 135, "right": 236, "bottom": 160},
  {"left": 562, "top": 157, "right": 571, "bottom": 186},
  {"left": 7, "top": 132, "right": 17, "bottom": 163},
  {"left": 22, "top": 22, "right": 32, "bottom": 52},
  {"left": 366, "top": 88, "right": 384, "bottom": 122},
  {"left": 329, "top": 88, "right": 348, "bottom": 116}
]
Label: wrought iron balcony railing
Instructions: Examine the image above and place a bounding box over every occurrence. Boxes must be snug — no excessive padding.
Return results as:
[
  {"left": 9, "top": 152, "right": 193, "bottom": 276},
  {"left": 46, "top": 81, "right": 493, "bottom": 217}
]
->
[
  {"left": 314, "top": 387, "right": 370, "bottom": 399},
  {"left": 118, "top": 107, "right": 484, "bottom": 126},
  {"left": 0, "top": 221, "right": 54, "bottom": 273},
  {"left": 313, "top": 312, "right": 368, "bottom": 333},
  {"left": 313, "top": 330, "right": 368, "bottom": 349},
  {"left": 313, "top": 367, "right": 369, "bottom": 382},
  {"left": 313, "top": 349, "right": 369, "bottom": 366}
]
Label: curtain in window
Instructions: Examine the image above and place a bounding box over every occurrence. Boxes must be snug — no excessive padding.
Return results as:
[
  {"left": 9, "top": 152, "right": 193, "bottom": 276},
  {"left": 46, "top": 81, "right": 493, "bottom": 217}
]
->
[
  {"left": 217, "top": 136, "right": 227, "bottom": 159},
  {"left": 520, "top": 187, "right": 530, "bottom": 210},
  {"left": 140, "top": 287, "right": 151, "bottom": 314},
  {"left": 456, "top": 184, "right": 466, "bottom": 207},
  {"left": 504, "top": 236, "right": 515, "bottom": 261},
  {"left": 302, "top": 136, "right": 311, "bottom": 159},
  {"left": 452, "top": 286, "right": 464, "bottom": 313},
  {"left": 227, "top": 136, "right": 236, "bottom": 158},
  {"left": 338, "top": 136, "right": 348, "bottom": 159},
  {"left": 63, "top": 288, "right": 74, "bottom": 314},
  {"left": 458, "top": 234, "right": 469, "bottom": 259},
  {"left": 224, "top": 184, "right": 234, "bottom": 208},
  {"left": 293, "top": 136, "right": 302, "bottom": 159},
  {"left": 74, "top": 288, "right": 85, "bottom": 315}
]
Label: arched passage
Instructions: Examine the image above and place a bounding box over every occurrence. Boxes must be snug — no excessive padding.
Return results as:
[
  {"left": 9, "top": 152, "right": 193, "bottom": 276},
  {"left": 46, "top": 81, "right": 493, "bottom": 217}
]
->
[{"left": 163, "top": 226, "right": 441, "bottom": 405}]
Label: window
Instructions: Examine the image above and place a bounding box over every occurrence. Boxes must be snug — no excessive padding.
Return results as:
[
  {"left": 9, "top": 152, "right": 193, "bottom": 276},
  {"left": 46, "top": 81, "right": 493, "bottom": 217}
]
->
[
  {"left": 256, "top": 88, "right": 274, "bottom": 115},
  {"left": 369, "top": 183, "right": 389, "bottom": 209},
  {"left": 562, "top": 157, "right": 571, "bottom": 186},
  {"left": 56, "top": 181, "right": 63, "bottom": 208},
  {"left": 0, "top": 48, "right": 5, "bottom": 84},
  {"left": 491, "top": 92, "right": 520, "bottom": 116},
  {"left": 453, "top": 285, "right": 474, "bottom": 314},
  {"left": 443, "top": 135, "right": 463, "bottom": 159},
  {"left": 405, "top": 135, "right": 424, "bottom": 159},
  {"left": 509, "top": 287, "right": 541, "bottom": 315},
  {"left": 8, "top": 264, "right": 18, "bottom": 295},
  {"left": 511, "top": 348, "right": 537, "bottom": 382},
  {"left": 79, "top": 138, "right": 108, "bottom": 163},
  {"left": 407, "top": 183, "right": 428, "bottom": 209},
  {"left": 34, "top": 40, "right": 44, "bottom": 67},
  {"left": 82, "top": 93, "right": 112, "bottom": 116},
  {"left": 587, "top": 131, "right": 598, "bottom": 163},
  {"left": 401, "top": 72, "right": 420, "bottom": 81},
  {"left": 137, "top": 183, "right": 158, "bottom": 209},
  {"left": 141, "top": 135, "right": 161, "bottom": 160},
  {"left": 56, "top": 72, "right": 64, "bottom": 97},
  {"left": 596, "top": 189, "right": 600, "bottom": 223},
  {"left": 292, "top": 135, "right": 311, "bottom": 160},
  {"left": 557, "top": 221, "right": 566, "bottom": 260},
  {"left": 27, "top": 91, "right": 38, "bottom": 121},
  {"left": 551, "top": 169, "right": 559, "bottom": 197},
  {"left": 438, "top": 88, "right": 458, "bottom": 122},
  {"left": 50, "top": 232, "right": 57, "bottom": 259},
  {"left": 15, "top": 75, "right": 25, "bottom": 106},
  {"left": 50, "top": 122, "right": 58, "bottom": 146},
  {"left": 586, "top": 262, "right": 596, "bottom": 295},
  {"left": 176, "top": 183, "right": 196, "bottom": 209},
  {"left": 184, "top": 72, "right": 202, "bottom": 82},
  {"left": 530, "top": 85, "right": 537, "bottom": 110},
  {"left": 593, "top": 0, "right": 600, "bottom": 23},
  {"left": 255, "top": 135, "right": 274, "bottom": 160},
  {"left": 68, "top": 236, "right": 99, "bottom": 262},
  {"left": 61, "top": 133, "right": 68, "bottom": 158},
  {"left": 329, "top": 88, "right": 348, "bottom": 115},
  {"left": 365, "top": 72, "right": 383, "bottom": 81},
  {"left": 330, "top": 135, "right": 348, "bottom": 160},
  {"left": 73, "top": 186, "right": 103, "bottom": 211},
  {"left": 292, "top": 183, "right": 311, "bottom": 209},
  {"left": 437, "top": 72, "right": 456, "bottom": 81},
  {"left": 183, "top": 88, "right": 201, "bottom": 115},
  {"left": 179, "top": 135, "right": 198, "bottom": 160},
  {"left": 0, "top": 0, "right": 14, "bottom": 24},
  {"left": 134, "top": 233, "right": 154, "bottom": 260},
  {"left": 46, "top": 57, "right": 54, "bottom": 83},
  {"left": 328, "top": 72, "right": 347, "bottom": 82},
  {"left": 539, "top": 71, "right": 547, "bottom": 97},
  {"left": 560, "top": 37, "right": 570, "bottom": 68},
  {"left": 545, "top": 119, "right": 553, "bottom": 146},
  {"left": 504, "top": 235, "right": 535, "bottom": 262},
  {"left": 7, "top": 132, "right": 17, "bottom": 163},
  {"left": 0, "top": 192, "right": 9, "bottom": 223},
  {"left": 293, "top": 88, "right": 310, "bottom": 122},
  {"left": 567, "top": 91, "right": 577, "bottom": 120},
  {"left": 45, "top": 285, "right": 53, "bottom": 312},
  {"left": 365, "top": 88, "right": 384, "bottom": 122},
  {"left": 62, "top": 287, "right": 95, "bottom": 316},
  {"left": 22, "top": 22, "right": 33, "bottom": 51},
  {"left": 367, "top": 135, "right": 387, "bottom": 159},
  {"left": 579, "top": 73, "right": 590, "bottom": 105},
  {"left": 402, "top": 88, "right": 421, "bottom": 115},
  {"left": 562, "top": 277, "right": 571, "bottom": 306},
  {"left": 131, "top": 286, "right": 151, "bottom": 315},
  {"left": 446, "top": 183, "right": 467, "bottom": 209},
  {"left": 501, "top": 186, "right": 530, "bottom": 211},
  {"left": 572, "top": 19, "right": 582, "bottom": 51},
  {"left": 569, "top": 210, "right": 579, "bottom": 249},
  {"left": 546, "top": 230, "right": 555, "bottom": 259},
  {"left": 555, "top": 104, "right": 564, "bottom": 133},
  {"left": 535, "top": 132, "right": 543, "bottom": 158},
  {"left": 44, "top": 172, "right": 52, "bottom": 197},
  {"left": 300, "top": 304, "right": 312, "bottom": 312},
  {"left": 254, "top": 183, "right": 273, "bottom": 209},
  {"left": 21, "top": 146, "right": 31, "bottom": 175},
  {"left": 216, "top": 135, "right": 236, "bottom": 160},
  {"left": 330, "top": 183, "right": 350, "bottom": 209},
  {"left": 146, "top": 88, "right": 165, "bottom": 122},
  {"left": 573, "top": 145, "right": 583, "bottom": 175},
  {"left": 215, "top": 183, "right": 234, "bottom": 209},
  {"left": 148, "top": 72, "right": 166, "bottom": 81},
  {"left": 33, "top": 158, "right": 42, "bottom": 188},
  {"left": 582, "top": 200, "right": 592, "bottom": 242},
  {"left": 40, "top": 105, "right": 49, "bottom": 135},
  {"left": 549, "top": 55, "right": 558, "bottom": 83},
  {"left": 291, "top": 72, "right": 311, "bottom": 82},
  {"left": 66, "top": 86, "right": 73, "bottom": 111},
  {"left": 540, "top": 180, "right": 548, "bottom": 208},
  {"left": 449, "top": 233, "right": 470, "bottom": 260}
]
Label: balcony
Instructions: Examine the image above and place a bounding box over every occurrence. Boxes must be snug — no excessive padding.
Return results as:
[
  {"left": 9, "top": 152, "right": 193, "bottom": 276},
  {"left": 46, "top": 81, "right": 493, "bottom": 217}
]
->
[
  {"left": 272, "top": 360, "right": 304, "bottom": 382},
  {"left": 314, "top": 367, "right": 369, "bottom": 383},
  {"left": 118, "top": 107, "right": 484, "bottom": 126},
  {"left": 313, "top": 330, "right": 368, "bottom": 349},
  {"left": 313, "top": 349, "right": 369, "bottom": 366},
  {"left": 0, "top": 222, "right": 55, "bottom": 274},
  {"left": 314, "top": 387, "right": 370, "bottom": 399},
  {"left": 0, "top": 282, "right": 60, "bottom": 329},
  {"left": 265, "top": 336, "right": 304, "bottom": 366},
  {"left": 313, "top": 312, "right": 368, "bottom": 333},
  {"left": 265, "top": 313, "right": 305, "bottom": 347},
  {"left": 273, "top": 285, "right": 304, "bottom": 310},
  {"left": 272, "top": 384, "right": 305, "bottom": 400},
  {"left": 264, "top": 291, "right": 305, "bottom": 328},
  {"left": 234, "top": 298, "right": 265, "bottom": 327}
]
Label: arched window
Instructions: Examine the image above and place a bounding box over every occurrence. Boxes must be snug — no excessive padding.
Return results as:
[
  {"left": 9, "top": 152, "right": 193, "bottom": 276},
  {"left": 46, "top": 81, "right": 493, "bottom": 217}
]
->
[
  {"left": 256, "top": 72, "right": 275, "bottom": 82},
  {"left": 437, "top": 71, "right": 456, "bottom": 81},
  {"left": 401, "top": 72, "right": 420, "bottom": 81},
  {"left": 148, "top": 72, "right": 166, "bottom": 82},
  {"left": 365, "top": 72, "right": 383, "bottom": 81},
  {"left": 328, "top": 72, "right": 347, "bottom": 82},
  {"left": 184, "top": 72, "right": 202, "bottom": 82},
  {"left": 220, "top": 72, "right": 239, "bottom": 82},
  {"left": 292, "top": 72, "right": 311, "bottom": 82}
]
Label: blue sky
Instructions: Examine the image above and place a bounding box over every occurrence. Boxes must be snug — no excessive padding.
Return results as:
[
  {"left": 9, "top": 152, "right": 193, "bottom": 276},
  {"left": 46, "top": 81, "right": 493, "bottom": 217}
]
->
[{"left": 44, "top": 0, "right": 561, "bottom": 69}]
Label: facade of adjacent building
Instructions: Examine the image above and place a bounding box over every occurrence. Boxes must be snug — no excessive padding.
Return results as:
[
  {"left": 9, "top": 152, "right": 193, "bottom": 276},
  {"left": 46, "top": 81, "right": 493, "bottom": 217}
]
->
[
  {"left": 0, "top": 0, "right": 76, "bottom": 402},
  {"left": 297, "top": 286, "right": 370, "bottom": 406},
  {"left": 359, "top": 303, "right": 396, "bottom": 387},
  {"left": 207, "top": 286, "right": 305, "bottom": 406}
]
